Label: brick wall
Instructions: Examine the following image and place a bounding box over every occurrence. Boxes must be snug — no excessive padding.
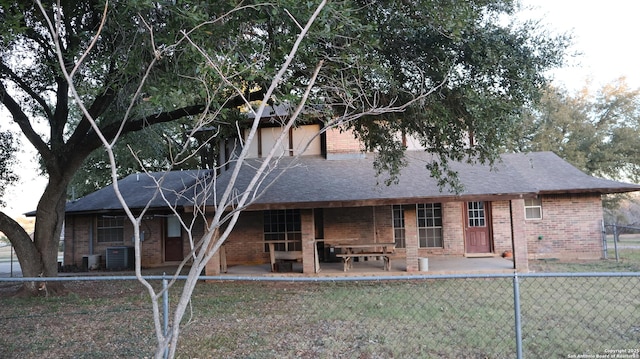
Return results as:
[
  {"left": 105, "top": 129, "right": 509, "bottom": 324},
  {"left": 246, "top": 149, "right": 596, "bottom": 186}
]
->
[
  {"left": 139, "top": 217, "right": 162, "bottom": 266},
  {"left": 67, "top": 194, "right": 605, "bottom": 270},
  {"left": 322, "top": 206, "right": 397, "bottom": 244},
  {"left": 64, "top": 214, "right": 200, "bottom": 269},
  {"left": 64, "top": 215, "right": 92, "bottom": 266},
  {"left": 511, "top": 198, "right": 529, "bottom": 271},
  {"left": 222, "top": 211, "right": 268, "bottom": 265},
  {"left": 525, "top": 194, "right": 603, "bottom": 260},
  {"left": 404, "top": 206, "right": 419, "bottom": 271},
  {"left": 440, "top": 202, "right": 465, "bottom": 255},
  {"left": 325, "top": 127, "right": 364, "bottom": 154},
  {"left": 491, "top": 200, "right": 513, "bottom": 255}
]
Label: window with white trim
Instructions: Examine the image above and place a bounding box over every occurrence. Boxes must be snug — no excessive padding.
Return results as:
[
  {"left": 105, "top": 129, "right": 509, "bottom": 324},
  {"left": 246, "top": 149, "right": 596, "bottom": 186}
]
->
[
  {"left": 417, "top": 203, "right": 443, "bottom": 248},
  {"left": 392, "top": 205, "right": 406, "bottom": 248},
  {"left": 97, "top": 216, "right": 124, "bottom": 243},
  {"left": 524, "top": 198, "right": 542, "bottom": 220}
]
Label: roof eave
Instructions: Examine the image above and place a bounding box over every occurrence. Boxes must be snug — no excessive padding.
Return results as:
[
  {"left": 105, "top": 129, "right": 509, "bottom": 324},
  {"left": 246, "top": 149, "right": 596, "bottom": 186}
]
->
[
  {"left": 538, "top": 187, "right": 640, "bottom": 195},
  {"left": 231, "top": 192, "right": 540, "bottom": 211}
]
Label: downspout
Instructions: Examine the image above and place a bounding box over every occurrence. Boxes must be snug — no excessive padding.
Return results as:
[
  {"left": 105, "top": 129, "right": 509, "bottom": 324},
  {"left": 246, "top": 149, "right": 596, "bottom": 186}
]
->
[
  {"left": 372, "top": 207, "right": 377, "bottom": 242},
  {"left": 89, "top": 216, "right": 94, "bottom": 255},
  {"left": 71, "top": 216, "right": 75, "bottom": 267},
  {"left": 509, "top": 201, "right": 516, "bottom": 270}
]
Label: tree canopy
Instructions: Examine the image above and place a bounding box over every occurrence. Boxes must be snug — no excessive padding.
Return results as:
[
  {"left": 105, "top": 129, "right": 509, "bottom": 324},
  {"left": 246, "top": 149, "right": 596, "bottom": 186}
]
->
[
  {"left": 62, "top": 0, "right": 570, "bottom": 195},
  {"left": 512, "top": 78, "right": 640, "bottom": 183},
  {"left": 0, "top": 0, "right": 568, "bottom": 290},
  {"left": 0, "top": 131, "right": 18, "bottom": 206}
]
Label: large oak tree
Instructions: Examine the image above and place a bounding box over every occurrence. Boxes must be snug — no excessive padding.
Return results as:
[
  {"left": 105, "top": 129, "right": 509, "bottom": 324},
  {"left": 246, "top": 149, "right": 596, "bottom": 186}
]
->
[{"left": 0, "top": 0, "right": 567, "bottom": 295}]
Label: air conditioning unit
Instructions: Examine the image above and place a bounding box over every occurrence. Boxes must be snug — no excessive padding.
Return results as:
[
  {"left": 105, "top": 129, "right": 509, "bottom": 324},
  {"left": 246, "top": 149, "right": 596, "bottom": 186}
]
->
[{"left": 106, "top": 246, "right": 135, "bottom": 270}]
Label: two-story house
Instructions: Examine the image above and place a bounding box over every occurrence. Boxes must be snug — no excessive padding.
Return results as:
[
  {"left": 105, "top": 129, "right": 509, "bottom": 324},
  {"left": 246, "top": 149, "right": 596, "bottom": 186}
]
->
[{"left": 62, "top": 114, "right": 640, "bottom": 274}]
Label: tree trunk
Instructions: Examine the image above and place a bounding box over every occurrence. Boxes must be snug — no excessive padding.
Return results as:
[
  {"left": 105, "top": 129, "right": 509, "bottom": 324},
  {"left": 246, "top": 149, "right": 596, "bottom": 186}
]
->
[
  {"left": 0, "top": 173, "right": 70, "bottom": 296},
  {"left": 0, "top": 212, "right": 42, "bottom": 295}
]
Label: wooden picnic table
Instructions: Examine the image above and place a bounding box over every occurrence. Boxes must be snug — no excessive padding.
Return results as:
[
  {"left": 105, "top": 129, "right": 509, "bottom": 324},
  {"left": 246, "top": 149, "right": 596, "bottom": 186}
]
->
[
  {"left": 267, "top": 241, "right": 303, "bottom": 272},
  {"left": 333, "top": 242, "right": 396, "bottom": 272}
]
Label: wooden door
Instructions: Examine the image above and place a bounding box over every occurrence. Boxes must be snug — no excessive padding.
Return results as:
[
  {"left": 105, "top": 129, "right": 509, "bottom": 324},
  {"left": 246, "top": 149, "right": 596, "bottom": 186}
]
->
[
  {"left": 164, "top": 216, "right": 183, "bottom": 262},
  {"left": 465, "top": 201, "right": 492, "bottom": 253}
]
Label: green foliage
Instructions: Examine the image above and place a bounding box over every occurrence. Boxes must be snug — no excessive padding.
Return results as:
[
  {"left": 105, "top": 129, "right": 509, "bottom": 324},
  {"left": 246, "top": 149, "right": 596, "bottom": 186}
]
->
[
  {"left": 69, "top": 120, "right": 202, "bottom": 198},
  {"left": 333, "top": 0, "right": 570, "bottom": 188},
  {"left": 514, "top": 79, "right": 640, "bottom": 183},
  {"left": 0, "top": 131, "right": 19, "bottom": 206},
  {"left": 0, "top": 0, "right": 569, "bottom": 197}
]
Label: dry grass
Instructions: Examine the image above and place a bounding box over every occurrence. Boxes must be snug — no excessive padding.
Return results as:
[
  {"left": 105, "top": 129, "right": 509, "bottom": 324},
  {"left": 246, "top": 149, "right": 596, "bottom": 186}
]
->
[{"left": 1, "top": 251, "right": 639, "bottom": 358}]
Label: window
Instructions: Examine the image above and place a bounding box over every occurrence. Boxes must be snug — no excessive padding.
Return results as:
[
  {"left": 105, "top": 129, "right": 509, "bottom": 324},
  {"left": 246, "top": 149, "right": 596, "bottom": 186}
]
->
[
  {"left": 166, "top": 215, "right": 181, "bottom": 237},
  {"left": 417, "top": 203, "right": 443, "bottom": 248},
  {"left": 263, "top": 209, "right": 301, "bottom": 252},
  {"left": 467, "top": 201, "right": 486, "bottom": 227},
  {"left": 97, "top": 217, "right": 124, "bottom": 243},
  {"left": 392, "top": 205, "right": 406, "bottom": 248},
  {"left": 524, "top": 198, "right": 542, "bottom": 220}
]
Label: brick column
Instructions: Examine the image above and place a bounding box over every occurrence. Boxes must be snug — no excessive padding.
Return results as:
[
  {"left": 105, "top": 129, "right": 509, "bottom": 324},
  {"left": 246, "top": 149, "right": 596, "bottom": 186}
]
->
[
  {"left": 204, "top": 224, "right": 222, "bottom": 276},
  {"left": 205, "top": 248, "right": 221, "bottom": 276},
  {"left": 301, "top": 209, "right": 316, "bottom": 274},
  {"left": 510, "top": 199, "right": 529, "bottom": 272},
  {"left": 404, "top": 207, "right": 419, "bottom": 272}
]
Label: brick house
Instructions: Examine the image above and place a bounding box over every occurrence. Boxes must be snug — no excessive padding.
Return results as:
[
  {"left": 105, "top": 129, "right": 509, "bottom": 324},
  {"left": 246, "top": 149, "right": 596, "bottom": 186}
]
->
[{"left": 62, "top": 124, "right": 640, "bottom": 274}]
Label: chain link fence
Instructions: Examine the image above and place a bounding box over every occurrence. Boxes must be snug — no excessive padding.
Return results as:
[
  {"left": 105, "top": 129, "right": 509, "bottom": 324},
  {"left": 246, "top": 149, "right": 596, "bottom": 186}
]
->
[{"left": 1, "top": 272, "right": 639, "bottom": 358}]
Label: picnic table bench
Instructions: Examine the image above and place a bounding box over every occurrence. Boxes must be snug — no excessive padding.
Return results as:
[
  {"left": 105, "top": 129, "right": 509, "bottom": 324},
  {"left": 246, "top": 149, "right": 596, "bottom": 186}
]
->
[
  {"left": 334, "top": 242, "right": 396, "bottom": 272},
  {"left": 268, "top": 242, "right": 303, "bottom": 272}
]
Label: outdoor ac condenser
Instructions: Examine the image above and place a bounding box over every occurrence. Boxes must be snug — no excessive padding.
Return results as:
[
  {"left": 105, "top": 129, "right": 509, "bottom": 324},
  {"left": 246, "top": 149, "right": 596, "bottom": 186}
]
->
[{"left": 105, "top": 246, "right": 135, "bottom": 270}]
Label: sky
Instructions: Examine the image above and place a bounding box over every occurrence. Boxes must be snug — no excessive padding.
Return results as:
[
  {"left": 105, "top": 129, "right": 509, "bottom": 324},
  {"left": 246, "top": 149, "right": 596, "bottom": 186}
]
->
[
  {"left": 2, "top": 0, "right": 640, "bottom": 218},
  {"left": 519, "top": 0, "right": 640, "bottom": 92}
]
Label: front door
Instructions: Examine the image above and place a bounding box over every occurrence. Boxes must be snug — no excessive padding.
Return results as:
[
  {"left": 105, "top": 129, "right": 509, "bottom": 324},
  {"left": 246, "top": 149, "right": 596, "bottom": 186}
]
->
[
  {"left": 164, "top": 215, "right": 183, "bottom": 262},
  {"left": 465, "top": 201, "right": 492, "bottom": 254}
]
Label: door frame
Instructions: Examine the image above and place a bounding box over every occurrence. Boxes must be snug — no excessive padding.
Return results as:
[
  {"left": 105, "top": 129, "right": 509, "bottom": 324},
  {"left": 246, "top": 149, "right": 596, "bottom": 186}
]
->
[
  {"left": 164, "top": 215, "right": 184, "bottom": 262},
  {"left": 463, "top": 201, "right": 493, "bottom": 254}
]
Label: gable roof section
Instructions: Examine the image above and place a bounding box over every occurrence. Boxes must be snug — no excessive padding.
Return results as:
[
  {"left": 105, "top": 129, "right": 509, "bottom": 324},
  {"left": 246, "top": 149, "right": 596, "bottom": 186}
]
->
[{"left": 64, "top": 151, "right": 640, "bottom": 214}]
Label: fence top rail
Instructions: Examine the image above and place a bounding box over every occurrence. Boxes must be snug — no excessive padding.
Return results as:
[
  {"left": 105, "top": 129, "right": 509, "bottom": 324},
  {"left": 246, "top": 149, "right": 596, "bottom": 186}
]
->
[
  {"left": 1, "top": 271, "right": 639, "bottom": 283},
  {"left": 604, "top": 224, "right": 640, "bottom": 231}
]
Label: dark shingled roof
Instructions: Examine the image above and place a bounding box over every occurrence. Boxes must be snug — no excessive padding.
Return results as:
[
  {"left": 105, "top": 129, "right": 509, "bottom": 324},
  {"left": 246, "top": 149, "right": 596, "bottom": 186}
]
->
[
  {"left": 64, "top": 151, "right": 640, "bottom": 214},
  {"left": 64, "top": 170, "right": 214, "bottom": 214}
]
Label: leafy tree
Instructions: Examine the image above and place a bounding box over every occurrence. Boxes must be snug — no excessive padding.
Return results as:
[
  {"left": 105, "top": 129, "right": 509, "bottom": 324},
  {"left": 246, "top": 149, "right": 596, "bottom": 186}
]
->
[
  {"left": 68, "top": 120, "right": 203, "bottom": 198},
  {"left": 0, "top": 131, "right": 18, "bottom": 207},
  {"left": 513, "top": 78, "right": 640, "bottom": 182},
  {"left": 511, "top": 78, "right": 640, "bottom": 224},
  {"left": 0, "top": 0, "right": 567, "bottom": 296}
]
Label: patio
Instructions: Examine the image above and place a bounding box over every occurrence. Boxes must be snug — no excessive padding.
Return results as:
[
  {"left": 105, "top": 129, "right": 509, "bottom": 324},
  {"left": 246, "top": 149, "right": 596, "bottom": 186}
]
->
[{"left": 219, "top": 255, "right": 515, "bottom": 277}]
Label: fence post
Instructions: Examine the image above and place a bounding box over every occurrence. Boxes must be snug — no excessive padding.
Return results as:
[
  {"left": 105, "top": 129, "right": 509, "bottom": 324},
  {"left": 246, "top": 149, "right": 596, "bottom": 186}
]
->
[
  {"left": 602, "top": 221, "right": 608, "bottom": 260},
  {"left": 10, "top": 244, "right": 14, "bottom": 277},
  {"left": 163, "top": 273, "right": 169, "bottom": 359},
  {"left": 513, "top": 272, "right": 523, "bottom": 359},
  {"left": 613, "top": 224, "right": 620, "bottom": 262}
]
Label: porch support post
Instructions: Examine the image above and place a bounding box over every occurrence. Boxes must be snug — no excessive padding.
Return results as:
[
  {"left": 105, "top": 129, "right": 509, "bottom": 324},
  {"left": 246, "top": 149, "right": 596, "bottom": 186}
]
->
[
  {"left": 404, "top": 206, "right": 419, "bottom": 272},
  {"left": 301, "top": 209, "right": 316, "bottom": 274},
  {"left": 205, "top": 249, "right": 222, "bottom": 276},
  {"left": 510, "top": 198, "right": 529, "bottom": 272}
]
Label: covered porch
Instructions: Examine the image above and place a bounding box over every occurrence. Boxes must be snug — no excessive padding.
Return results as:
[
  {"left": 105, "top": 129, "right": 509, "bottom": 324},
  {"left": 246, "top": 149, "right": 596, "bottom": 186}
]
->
[{"left": 217, "top": 255, "right": 515, "bottom": 277}]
